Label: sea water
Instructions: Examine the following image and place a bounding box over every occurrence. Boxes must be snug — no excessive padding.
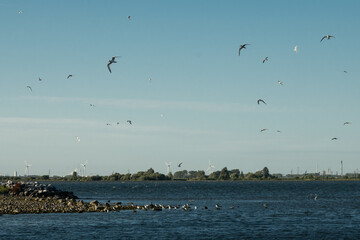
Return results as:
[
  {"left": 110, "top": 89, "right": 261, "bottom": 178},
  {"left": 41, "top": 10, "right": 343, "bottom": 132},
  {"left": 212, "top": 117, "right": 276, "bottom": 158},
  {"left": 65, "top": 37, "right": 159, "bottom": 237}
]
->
[{"left": 1, "top": 181, "right": 360, "bottom": 239}]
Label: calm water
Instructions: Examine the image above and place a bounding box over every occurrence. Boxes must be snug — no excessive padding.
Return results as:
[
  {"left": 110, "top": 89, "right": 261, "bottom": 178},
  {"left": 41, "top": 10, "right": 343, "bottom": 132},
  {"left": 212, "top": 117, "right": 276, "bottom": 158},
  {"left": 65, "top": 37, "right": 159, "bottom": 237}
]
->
[{"left": 1, "top": 181, "right": 360, "bottom": 239}]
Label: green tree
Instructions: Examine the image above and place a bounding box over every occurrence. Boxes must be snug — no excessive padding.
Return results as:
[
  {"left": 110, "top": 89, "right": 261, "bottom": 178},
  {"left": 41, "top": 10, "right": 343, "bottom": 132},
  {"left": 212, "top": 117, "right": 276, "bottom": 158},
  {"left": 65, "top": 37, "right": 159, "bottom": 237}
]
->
[{"left": 219, "top": 167, "right": 230, "bottom": 180}]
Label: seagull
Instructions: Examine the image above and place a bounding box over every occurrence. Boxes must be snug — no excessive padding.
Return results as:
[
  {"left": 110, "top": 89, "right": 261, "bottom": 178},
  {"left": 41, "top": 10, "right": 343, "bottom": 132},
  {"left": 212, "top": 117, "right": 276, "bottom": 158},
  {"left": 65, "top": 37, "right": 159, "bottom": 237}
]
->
[
  {"left": 320, "top": 35, "right": 335, "bottom": 42},
  {"left": 263, "top": 204, "right": 268, "bottom": 208},
  {"left": 263, "top": 57, "right": 268, "bottom": 63},
  {"left": 107, "top": 56, "right": 120, "bottom": 73},
  {"left": 127, "top": 120, "right": 132, "bottom": 125},
  {"left": 257, "top": 99, "right": 266, "bottom": 105},
  {"left": 260, "top": 128, "right": 268, "bottom": 132},
  {"left": 294, "top": 45, "right": 298, "bottom": 53},
  {"left": 314, "top": 194, "right": 318, "bottom": 200},
  {"left": 148, "top": 77, "right": 152, "bottom": 82},
  {"left": 278, "top": 80, "right": 284, "bottom": 85},
  {"left": 18, "top": 10, "right": 23, "bottom": 14},
  {"left": 90, "top": 104, "right": 95, "bottom": 107},
  {"left": 106, "top": 123, "right": 111, "bottom": 126},
  {"left": 331, "top": 137, "right": 338, "bottom": 140},
  {"left": 178, "top": 162, "right": 183, "bottom": 167},
  {"left": 26, "top": 86, "right": 32, "bottom": 91},
  {"left": 67, "top": 74, "right": 73, "bottom": 79},
  {"left": 238, "top": 44, "right": 250, "bottom": 56},
  {"left": 75, "top": 136, "right": 80, "bottom": 142},
  {"left": 343, "top": 122, "right": 351, "bottom": 125}
]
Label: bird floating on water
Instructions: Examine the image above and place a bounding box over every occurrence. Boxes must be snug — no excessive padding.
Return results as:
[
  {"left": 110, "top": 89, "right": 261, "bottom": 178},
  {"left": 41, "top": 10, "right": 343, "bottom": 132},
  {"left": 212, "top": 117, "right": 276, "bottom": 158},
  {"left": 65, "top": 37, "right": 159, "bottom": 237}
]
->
[
  {"left": 343, "top": 122, "right": 351, "bottom": 125},
  {"left": 90, "top": 104, "right": 95, "bottom": 107},
  {"left": 238, "top": 44, "right": 250, "bottom": 56},
  {"left": 257, "top": 99, "right": 266, "bottom": 105},
  {"left": 18, "top": 10, "right": 23, "bottom": 14},
  {"left": 38, "top": 77, "right": 42, "bottom": 81},
  {"left": 128, "top": 16, "right": 131, "bottom": 21},
  {"left": 107, "top": 56, "right": 120, "bottom": 73},
  {"left": 344, "top": 70, "right": 348, "bottom": 73},
  {"left": 260, "top": 129, "right": 268, "bottom": 132},
  {"left": 263, "top": 57, "right": 268, "bottom": 63},
  {"left": 320, "top": 35, "right": 335, "bottom": 42}
]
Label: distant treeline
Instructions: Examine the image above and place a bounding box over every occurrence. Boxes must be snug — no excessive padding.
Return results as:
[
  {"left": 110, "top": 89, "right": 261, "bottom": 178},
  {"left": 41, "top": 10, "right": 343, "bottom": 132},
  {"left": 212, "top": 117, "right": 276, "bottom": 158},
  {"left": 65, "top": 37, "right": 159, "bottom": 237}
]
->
[{"left": 1, "top": 167, "right": 359, "bottom": 181}]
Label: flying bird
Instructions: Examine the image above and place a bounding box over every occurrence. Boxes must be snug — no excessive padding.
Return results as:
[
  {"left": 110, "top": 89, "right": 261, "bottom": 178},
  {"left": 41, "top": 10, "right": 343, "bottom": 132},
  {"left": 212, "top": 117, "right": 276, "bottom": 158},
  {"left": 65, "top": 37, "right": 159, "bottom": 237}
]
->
[
  {"left": 128, "top": 16, "right": 131, "bottom": 21},
  {"left": 238, "top": 44, "right": 250, "bottom": 56},
  {"left": 331, "top": 137, "right": 338, "bottom": 140},
  {"left": 178, "top": 162, "right": 183, "bottom": 167},
  {"left": 90, "top": 104, "right": 95, "bottom": 107},
  {"left": 18, "top": 10, "right": 23, "bottom": 14},
  {"left": 67, "top": 74, "right": 73, "bottom": 79},
  {"left": 75, "top": 136, "right": 80, "bottom": 142},
  {"left": 127, "top": 120, "right": 132, "bottom": 125},
  {"left": 293, "top": 45, "right": 298, "bottom": 53},
  {"left": 262, "top": 57, "right": 268, "bottom": 63},
  {"left": 107, "top": 56, "right": 120, "bottom": 73},
  {"left": 106, "top": 123, "right": 111, "bottom": 126},
  {"left": 260, "top": 129, "right": 268, "bottom": 132},
  {"left": 343, "top": 122, "right": 351, "bottom": 125},
  {"left": 26, "top": 86, "right": 32, "bottom": 91},
  {"left": 277, "top": 130, "right": 281, "bottom": 133},
  {"left": 278, "top": 80, "right": 284, "bottom": 85},
  {"left": 38, "top": 77, "right": 42, "bottom": 81},
  {"left": 344, "top": 70, "right": 348, "bottom": 73},
  {"left": 320, "top": 35, "right": 335, "bottom": 42},
  {"left": 148, "top": 77, "right": 152, "bottom": 82},
  {"left": 257, "top": 99, "right": 266, "bottom": 105}
]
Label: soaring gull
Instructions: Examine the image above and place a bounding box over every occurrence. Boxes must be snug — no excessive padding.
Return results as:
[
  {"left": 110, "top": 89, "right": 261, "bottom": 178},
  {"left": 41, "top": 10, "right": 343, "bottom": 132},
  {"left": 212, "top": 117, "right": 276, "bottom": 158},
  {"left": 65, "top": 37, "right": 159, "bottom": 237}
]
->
[
  {"left": 257, "top": 99, "right": 266, "bottom": 105},
  {"left": 26, "top": 86, "right": 32, "bottom": 92},
  {"left": 67, "top": 74, "right": 73, "bottom": 79},
  {"left": 262, "top": 57, "right": 268, "bottom": 63},
  {"left": 294, "top": 45, "right": 298, "bottom": 53},
  {"left": 238, "top": 44, "right": 250, "bottom": 56},
  {"left": 107, "top": 56, "right": 120, "bottom": 73},
  {"left": 127, "top": 120, "right": 132, "bottom": 125},
  {"left": 320, "top": 35, "right": 335, "bottom": 42}
]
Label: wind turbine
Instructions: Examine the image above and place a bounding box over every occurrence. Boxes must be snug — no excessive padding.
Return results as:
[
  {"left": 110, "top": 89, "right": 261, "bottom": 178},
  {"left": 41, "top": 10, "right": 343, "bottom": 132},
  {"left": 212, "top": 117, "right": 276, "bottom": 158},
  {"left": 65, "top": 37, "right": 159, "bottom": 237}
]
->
[
  {"left": 25, "top": 161, "right": 31, "bottom": 176},
  {"left": 206, "top": 160, "right": 215, "bottom": 174},
  {"left": 165, "top": 161, "right": 172, "bottom": 175},
  {"left": 81, "top": 161, "right": 88, "bottom": 177}
]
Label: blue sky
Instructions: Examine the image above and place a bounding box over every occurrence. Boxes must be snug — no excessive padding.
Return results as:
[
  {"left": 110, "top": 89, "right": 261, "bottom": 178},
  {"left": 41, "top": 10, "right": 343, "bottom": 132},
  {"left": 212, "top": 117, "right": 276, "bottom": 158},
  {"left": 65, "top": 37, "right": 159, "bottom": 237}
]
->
[{"left": 0, "top": 0, "right": 359, "bottom": 176}]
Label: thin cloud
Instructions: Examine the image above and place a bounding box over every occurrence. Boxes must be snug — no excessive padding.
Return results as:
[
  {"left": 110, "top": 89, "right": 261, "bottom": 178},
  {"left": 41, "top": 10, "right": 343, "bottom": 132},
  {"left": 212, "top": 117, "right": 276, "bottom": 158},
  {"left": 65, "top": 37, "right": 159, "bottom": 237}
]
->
[{"left": 21, "top": 96, "right": 278, "bottom": 113}]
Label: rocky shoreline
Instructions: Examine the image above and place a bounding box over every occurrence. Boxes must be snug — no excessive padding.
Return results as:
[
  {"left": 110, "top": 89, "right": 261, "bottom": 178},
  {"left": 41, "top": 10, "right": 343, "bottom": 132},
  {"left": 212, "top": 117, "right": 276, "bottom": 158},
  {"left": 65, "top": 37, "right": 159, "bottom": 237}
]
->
[{"left": 0, "top": 181, "right": 138, "bottom": 215}]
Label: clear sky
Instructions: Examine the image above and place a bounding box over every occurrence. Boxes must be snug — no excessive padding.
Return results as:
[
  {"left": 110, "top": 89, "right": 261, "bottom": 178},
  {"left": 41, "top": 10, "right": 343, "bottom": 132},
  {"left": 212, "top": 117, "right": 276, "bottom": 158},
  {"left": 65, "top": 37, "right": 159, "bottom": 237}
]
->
[{"left": 1, "top": 0, "right": 359, "bottom": 176}]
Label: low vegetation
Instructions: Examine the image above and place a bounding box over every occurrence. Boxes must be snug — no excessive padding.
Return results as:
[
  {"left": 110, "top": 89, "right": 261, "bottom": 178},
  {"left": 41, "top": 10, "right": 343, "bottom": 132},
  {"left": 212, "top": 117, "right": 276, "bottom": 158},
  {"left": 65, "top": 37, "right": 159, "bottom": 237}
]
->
[{"left": 1, "top": 166, "right": 358, "bottom": 182}]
